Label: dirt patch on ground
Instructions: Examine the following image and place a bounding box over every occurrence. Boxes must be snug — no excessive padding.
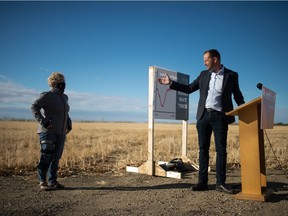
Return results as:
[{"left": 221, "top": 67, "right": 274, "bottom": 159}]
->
[{"left": 0, "top": 169, "right": 287, "bottom": 216}]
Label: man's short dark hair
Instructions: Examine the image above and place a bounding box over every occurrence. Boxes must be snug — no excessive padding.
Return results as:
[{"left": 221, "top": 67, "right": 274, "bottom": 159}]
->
[{"left": 204, "top": 49, "right": 221, "bottom": 62}]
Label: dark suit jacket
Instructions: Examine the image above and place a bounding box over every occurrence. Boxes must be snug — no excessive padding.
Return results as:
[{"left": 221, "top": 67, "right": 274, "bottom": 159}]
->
[{"left": 170, "top": 67, "right": 245, "bottom": 124}]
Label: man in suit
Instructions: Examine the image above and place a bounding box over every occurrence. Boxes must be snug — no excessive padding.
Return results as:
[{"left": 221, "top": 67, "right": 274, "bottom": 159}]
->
[{"left": 157, "top": 49, "right": 245, "bottom": 194}]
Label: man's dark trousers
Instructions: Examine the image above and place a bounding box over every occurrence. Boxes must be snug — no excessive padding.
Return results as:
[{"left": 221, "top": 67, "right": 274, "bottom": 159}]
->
[{"left": 196, "top": 109, "right": 228, "bottom": 185}]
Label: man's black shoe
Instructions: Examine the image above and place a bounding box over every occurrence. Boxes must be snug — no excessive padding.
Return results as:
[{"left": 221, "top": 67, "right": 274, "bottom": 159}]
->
[
  {"left": 215, "top": 184, "right": 235, "bottom": 194},
  {"left": 191, "top": 184, "right": 208, "bottom": 191}
]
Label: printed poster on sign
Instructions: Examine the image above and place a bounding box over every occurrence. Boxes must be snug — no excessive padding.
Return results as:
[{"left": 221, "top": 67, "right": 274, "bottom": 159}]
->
[{"left": 153, "top": 66, "right": 189, "bottom": 120}]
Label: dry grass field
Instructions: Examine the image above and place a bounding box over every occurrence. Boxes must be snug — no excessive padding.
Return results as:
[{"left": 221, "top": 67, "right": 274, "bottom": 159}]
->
[{"left": 0, "top": 120, "right": 287, "bottom": 175}]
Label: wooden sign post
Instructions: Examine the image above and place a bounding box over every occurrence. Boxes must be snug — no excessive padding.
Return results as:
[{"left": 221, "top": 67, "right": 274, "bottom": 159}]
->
[{"left": 126, "top": 66, "right": 190, "bottom": 179}]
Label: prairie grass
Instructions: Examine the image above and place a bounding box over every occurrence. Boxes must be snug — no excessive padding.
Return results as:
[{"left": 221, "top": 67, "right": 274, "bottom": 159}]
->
[{"left": 0, "top": 121, "right": 287, "bottom": 175}]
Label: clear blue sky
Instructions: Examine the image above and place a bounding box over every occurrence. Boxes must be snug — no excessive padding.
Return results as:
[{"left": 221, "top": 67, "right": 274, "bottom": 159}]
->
[{"left": 0, "top": 1, "right": 287, "bottom": 123}]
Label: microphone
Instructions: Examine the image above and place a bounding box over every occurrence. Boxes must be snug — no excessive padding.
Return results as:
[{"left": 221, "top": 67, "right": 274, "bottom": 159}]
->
[{"left": 256, "top": 83, "right": 263, "bottom": 90}]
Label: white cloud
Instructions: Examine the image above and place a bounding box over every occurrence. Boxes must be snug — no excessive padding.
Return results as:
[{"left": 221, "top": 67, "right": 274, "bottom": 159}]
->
[
  {"left": 67, "top": 90, "right": 147, "bottom": 112},
  {"left": 0, "top": 75, "right": 147, "bottom": 120},
  {"left": 0, "top": 75, "right": 38, "bottom": 107},
  {"left": 1, "top": 75, "right": 287, "bottom": 123}
]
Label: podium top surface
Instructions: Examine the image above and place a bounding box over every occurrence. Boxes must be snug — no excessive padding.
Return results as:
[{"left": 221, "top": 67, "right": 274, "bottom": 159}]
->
[{"left": 226, "top": 97, "right": 261, "bottom": 116}]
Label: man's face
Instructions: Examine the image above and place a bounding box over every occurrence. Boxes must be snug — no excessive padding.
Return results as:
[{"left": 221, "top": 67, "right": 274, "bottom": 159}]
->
[{"left": 203, "top": 53, "right": 216, "bottom": 71}]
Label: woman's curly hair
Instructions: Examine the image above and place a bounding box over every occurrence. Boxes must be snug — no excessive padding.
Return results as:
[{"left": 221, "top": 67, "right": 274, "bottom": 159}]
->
[{"left": 48, "top": 72, "right": 65, "bottom": 87}]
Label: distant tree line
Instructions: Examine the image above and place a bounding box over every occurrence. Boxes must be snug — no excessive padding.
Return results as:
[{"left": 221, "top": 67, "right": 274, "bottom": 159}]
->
[
  {"left": 0, "top": 118, "right": 288, "bottom": 126},
  {"left": 274, "top": 122, "right": 288, "bottom": 126}
]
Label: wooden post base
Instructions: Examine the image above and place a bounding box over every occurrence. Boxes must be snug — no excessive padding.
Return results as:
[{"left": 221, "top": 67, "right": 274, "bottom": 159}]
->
[
  {"left": 126, "top": 160, "right": 198, "bottom": 179},
  {"left": 235, "top": 188, "right": 273, "bottom": 201}
]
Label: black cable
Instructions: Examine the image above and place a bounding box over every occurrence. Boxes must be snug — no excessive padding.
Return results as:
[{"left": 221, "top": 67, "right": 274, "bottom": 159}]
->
[{"left": 264, "top": 129, "right": 288, "bottom": 179}]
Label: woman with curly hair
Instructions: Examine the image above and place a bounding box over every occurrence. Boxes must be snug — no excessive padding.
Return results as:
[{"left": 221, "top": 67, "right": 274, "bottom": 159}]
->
[{"left": 31, "top": 72, "right": 72, "bottom": 191}]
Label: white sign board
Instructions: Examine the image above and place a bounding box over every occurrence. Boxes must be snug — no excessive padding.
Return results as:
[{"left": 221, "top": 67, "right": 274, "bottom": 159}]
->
[
  {"left": 261, "top": 86, "right": 276, "bottom": 129},
  {"left": 151, "top": 66, "right": 189, "bottom": 120}
]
